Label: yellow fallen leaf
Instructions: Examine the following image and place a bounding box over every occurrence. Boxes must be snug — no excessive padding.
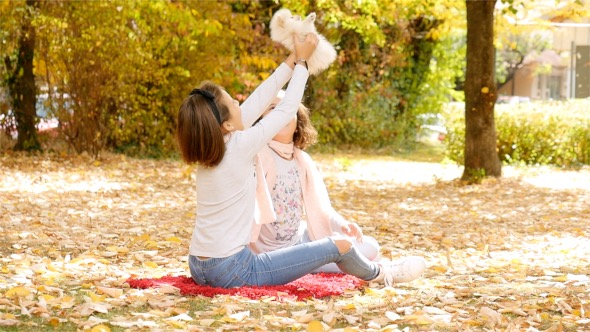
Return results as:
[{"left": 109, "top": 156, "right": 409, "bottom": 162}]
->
[
  {"left": 90, "top": 324, "right": 110, "bottom": 332},
  {"left": 143, "top": 261, "right": 158, "bottom": 268},
  {"left": 145, "top": 241, "right": 159, "bottom": 249},
  {"left": 106, "top": 246, "right": 129, "bottom": 253},
  {"left": 6, "top": 286, "right": 30, "bottom": 298},
  {"left": 463, "top": 319, "right": 482, "bottom": 326},
  {"left": 165, "top": 320, "right": 186, "bottom": 329},
  {"left": 431, "top": 265, "right": 448, "bottom": 273},
  {"left": 341, "top": 303, "right": 357, "bottom": 310},
  {"left": 136, "top": 234, "right": 151, "bottom": 241},
  {"left": 87, "top": 291, "right": 106, "bottom": 303},
  {"left": 41, "top": 294, "right": 55, "bottom": 302},
  {"left": 48, "top": 317, "right": 60, "bottom": 327},
  {"left": 441, "top": 237, "right": 453, "bottom": 245},
  {"left": 182, "top": 166, "right": 194, "bottom": 179},
  {"left": 68, "top": 257, "right": 83, "bottom": 264},
  {"left": 307, "top": 320, "right": 325, "bottom": 332},
  {"left": 46, "top": 264, "right": 59, "bottom": 272},
  {"left": 2, "top": 313, "right": 16, "bottom": 319},
  {"left": 404, "top": 314, "right": 433, "bottom": 325},
  {"left": 166, "top": 237, "right": 182, "bottom": 243},
  {"left": 363, "top": 287, "right": 383, "bottom": 296},
  {"left": 59, "top": 295, "right": 76, "bottom": 309}
]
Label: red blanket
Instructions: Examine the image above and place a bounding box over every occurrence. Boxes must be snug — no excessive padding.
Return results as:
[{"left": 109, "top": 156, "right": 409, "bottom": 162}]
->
[{"left": 126, "top": 273, "right": 363, "bottom": 301}]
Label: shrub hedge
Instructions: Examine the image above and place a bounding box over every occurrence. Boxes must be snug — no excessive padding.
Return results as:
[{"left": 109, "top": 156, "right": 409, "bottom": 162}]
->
[{"left": 443, "top": 99, "right": 590, "bottom": 168}]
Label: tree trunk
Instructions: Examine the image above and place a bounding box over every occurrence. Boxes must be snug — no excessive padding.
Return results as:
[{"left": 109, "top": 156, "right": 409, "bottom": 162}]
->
[
  {"left": 12, "top": 0, "right": 41, "bottom": 151},
  {"left": 462, "top": 0, "right": 501, "bottom": 182}
]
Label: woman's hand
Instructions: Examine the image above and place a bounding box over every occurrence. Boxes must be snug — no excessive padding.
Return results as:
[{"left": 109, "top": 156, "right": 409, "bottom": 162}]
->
[
  {"left": 285, "top": 52, "right": 297, "bottom": 70},
  {"left": 294, "top": 33, "right": 319, "bottom": 61}
]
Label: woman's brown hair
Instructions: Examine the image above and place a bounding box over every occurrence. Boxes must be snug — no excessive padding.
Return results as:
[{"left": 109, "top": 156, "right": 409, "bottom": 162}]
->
[
  {"left": 176, "top": 81, "right": 231, "bottom": 167},
  {"left": 293, "top": 104, "right": 318, "bottom": 150}
]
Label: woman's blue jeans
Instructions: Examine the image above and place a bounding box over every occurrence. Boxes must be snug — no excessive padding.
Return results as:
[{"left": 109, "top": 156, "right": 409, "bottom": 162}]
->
[{"left": 188, "top": 237, "right": 379, "bottom": 288}]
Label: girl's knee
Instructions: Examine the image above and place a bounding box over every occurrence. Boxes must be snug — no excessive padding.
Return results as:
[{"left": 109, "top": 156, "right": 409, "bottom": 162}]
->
[
  {"left": 359, "top": 236, "right": 380, "bottom": 260},
  {"left": 333, "top": 237, "right": 353, "bottom": 254}
]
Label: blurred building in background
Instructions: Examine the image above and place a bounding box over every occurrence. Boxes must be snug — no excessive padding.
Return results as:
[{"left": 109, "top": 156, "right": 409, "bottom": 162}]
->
[{"left": 498, "top": 17, "right": 590, "bottom": 100}]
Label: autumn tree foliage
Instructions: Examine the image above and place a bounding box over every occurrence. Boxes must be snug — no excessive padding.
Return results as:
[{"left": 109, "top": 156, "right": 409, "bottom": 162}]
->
[
  {"left": 2, "top": 0, "right": 589, "bottom": 173},
  {"left": 36, "top": 1, "right": 247, "bottom": 157},
  {"left": 1, "top": 0, "right": 463, "bottom": 157},
  {"left": 281, "top": 0, "right": 465, "bottom": 148}
]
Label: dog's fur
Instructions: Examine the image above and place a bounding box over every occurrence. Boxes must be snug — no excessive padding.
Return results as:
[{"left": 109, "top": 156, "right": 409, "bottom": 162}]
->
[{"left": 270, "top": 9, "right": 337, "bottom": 76}]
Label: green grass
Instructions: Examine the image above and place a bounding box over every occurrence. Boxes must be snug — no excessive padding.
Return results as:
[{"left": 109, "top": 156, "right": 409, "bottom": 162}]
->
[{"left": 308, "top": 141, "right": 447, "bottom": 164}]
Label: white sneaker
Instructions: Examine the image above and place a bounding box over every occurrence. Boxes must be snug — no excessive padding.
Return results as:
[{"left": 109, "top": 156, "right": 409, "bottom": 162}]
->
[{"left": 374, "top": 256, "right": 426, "bottom": 286}]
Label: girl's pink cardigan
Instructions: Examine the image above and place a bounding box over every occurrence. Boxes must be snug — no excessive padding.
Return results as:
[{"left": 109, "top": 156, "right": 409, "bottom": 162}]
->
[{"left": 251, "top": 145, "right": 341, "bottom": 244}]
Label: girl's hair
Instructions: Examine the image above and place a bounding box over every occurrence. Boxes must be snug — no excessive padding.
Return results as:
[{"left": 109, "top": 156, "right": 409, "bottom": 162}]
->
[
  {"left": 176, "top": 81, "right": 231, "bottom": 167},
  {"left": 293, "top": 103, "right": 318, "bottom": 150}
]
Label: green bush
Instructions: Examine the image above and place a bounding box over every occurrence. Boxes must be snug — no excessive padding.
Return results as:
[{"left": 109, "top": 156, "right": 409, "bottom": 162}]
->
[{"left": 443, "top": 100, "right": 590, "bottom": 167}]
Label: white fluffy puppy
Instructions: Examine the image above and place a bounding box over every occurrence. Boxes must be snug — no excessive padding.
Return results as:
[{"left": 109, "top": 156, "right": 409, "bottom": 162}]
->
[{"left": 270, "top": 8, "right": 337, "bottom": 76}]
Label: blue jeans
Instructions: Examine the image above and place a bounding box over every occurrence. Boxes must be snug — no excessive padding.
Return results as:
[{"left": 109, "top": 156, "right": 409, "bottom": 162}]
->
[
  {"left": 297, "top": 230, "right": 380, "bottom": 274},
  {"left": 188, "top": 237, "right": 379, "bottom": 288}
]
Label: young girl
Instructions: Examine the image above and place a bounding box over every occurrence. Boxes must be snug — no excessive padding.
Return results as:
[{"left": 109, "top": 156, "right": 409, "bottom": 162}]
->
[
  {"left": 177, "top": 33, "right": 425, "bottom": 288},
  {"left": 252, "top": 94, "right": 422, "bottom": 274}
]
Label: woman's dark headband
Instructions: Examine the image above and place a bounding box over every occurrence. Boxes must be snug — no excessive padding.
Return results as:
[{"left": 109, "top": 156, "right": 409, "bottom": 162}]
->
[{"left": 189, "top": 89, "right": 222, "bottom": 124}]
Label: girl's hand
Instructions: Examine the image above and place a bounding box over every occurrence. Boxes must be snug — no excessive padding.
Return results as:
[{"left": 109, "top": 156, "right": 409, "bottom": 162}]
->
[
  {"left": 341, "top": 222, "right": 363, "bottom": 242},
  {"left": 294, "top": 33, "right": 319, "bottom": 61}
]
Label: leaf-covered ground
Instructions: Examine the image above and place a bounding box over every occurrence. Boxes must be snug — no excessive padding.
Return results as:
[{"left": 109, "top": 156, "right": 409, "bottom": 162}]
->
[{"left": 1, "top": 152, "right": 589, "bottom": 331}]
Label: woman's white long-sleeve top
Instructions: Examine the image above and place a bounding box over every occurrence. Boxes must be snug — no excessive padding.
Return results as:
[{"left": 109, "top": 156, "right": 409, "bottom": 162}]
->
[{"left": 189, "top": 63, "right": 309, "bottom": 258}]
